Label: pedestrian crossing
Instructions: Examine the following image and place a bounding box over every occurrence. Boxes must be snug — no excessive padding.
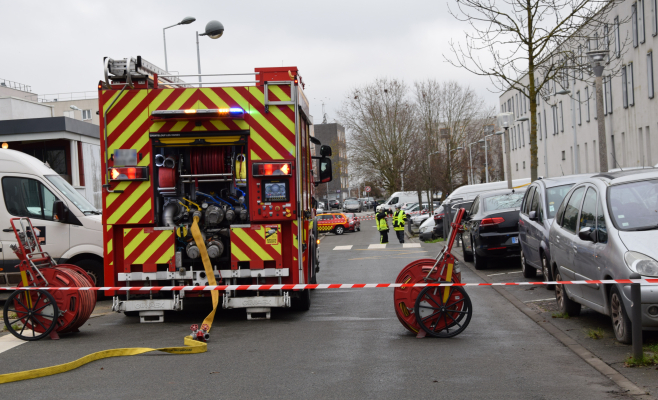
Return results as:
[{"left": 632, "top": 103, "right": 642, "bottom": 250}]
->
[{"left": 332, "top": 243, "right": 422, "bottom": 250}]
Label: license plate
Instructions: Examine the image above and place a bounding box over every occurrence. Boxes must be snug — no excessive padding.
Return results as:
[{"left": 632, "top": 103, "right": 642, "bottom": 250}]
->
[{"left": 511, "top": 237, "right": 519, "bottom": 244}]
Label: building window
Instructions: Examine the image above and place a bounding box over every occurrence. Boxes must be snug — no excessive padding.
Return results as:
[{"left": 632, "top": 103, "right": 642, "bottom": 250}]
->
[
  {"left": 516, "top": 163, "right": 519, "bottom": 171},
  {"left": 538, "top": 112, "right": 542, "bottom": 139},
  {"left": 649, "top": 0, "right": 658, "bottom": 36},
  {"left": 552, "top": 105, "right": 558, "bottom": 134},
  {"left": 640, "top": 0, "right": 646, "bottom": 44},
  {"left": 593, "top": 32, "right": 599, "bottom": 49},
  {"left": 585, "top": 86, "right": 591, "bottom": 122},
  {"left": 523, "top": 161, "right": 526, "bottom": 169},
  {"left": 577, "top": 91, "right": 582, "bottom": 124},
  {"left": 562, "top": 151, "right": 566, "bottom": 160},
  {"left": 633, "top": 2, "right": 639, "bottom": 48},
  {"left": 622, "top": 66, "right": 629, "bottom": 108},
  {"left": 522, "top": 123, "right": 525, "bottom": 146},
  {"left": 594, "top": 84, "right": 598, "bottom": 120},
  {"left": 82, "top": 110, "right": 92, "bottom": 120},
  {"left": 559, "top": 101, "right": 564, "bottom": 132},
  {"left": 543, "top": 112, "right": 548, "bottom": 138},
  {"left": 649, "top": 51, "right": 655, "bottom": 99},
  {"left": 615, "top": 17, "right": 621, "bottom": 57},
  {"left": 607, "top": 76, "right": 613, "bottom": 113},
  {"left": 579, "top": 45, "right": 584, "bottom": 79},
  {"left": 629, "top": 62, "right": 635, "bottom": 106}
]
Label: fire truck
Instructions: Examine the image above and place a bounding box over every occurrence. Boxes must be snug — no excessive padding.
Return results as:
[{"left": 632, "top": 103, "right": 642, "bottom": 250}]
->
[{"left": 99, "top": 57, "right": 333, "bottom": 322}]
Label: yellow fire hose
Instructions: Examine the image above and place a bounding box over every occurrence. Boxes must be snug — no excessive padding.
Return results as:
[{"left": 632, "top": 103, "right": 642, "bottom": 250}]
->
[{"left": 0, "top": 216, "right": 217, "bottom": 384}]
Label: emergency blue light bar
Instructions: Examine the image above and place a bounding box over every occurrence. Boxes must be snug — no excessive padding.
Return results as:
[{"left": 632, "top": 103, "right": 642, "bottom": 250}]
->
[{"left": 152, "top": 107, "right": 245, "bottom": 118}]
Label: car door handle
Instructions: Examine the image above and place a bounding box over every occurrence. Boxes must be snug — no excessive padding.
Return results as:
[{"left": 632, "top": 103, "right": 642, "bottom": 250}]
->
[{"left": 3, "top": 228, "right": 13, "bottom": 232}]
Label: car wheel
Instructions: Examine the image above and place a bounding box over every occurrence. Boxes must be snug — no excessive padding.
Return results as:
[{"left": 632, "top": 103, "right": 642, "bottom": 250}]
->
[
  {"left": 473, "top": 241, "right": 488, "bottom": 270},
  {"left": 541, "top": 253, "right": 554, "bottom": 290},
  {"left": 335, "top": 226, "right": 344, "bottom": 235},
  {"left": 521, "top": 248, "right": 536, "bottom": 278},
  {"left": 555, "top": 271, "right": 581, "bottom": 316},
  {"left": 462, "top": 234, "right": 473, "bottom": 262},
  {"left": 610, "top": 286, "right": 632, "bottom": 344}
]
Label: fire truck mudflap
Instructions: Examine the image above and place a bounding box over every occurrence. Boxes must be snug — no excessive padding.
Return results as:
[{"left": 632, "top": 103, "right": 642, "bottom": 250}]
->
[{"left": 100, "top": 57, "right": 332, "bottom": 322}]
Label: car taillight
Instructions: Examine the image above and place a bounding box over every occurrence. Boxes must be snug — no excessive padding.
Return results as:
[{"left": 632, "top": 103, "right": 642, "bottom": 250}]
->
[
  {"left": 480, "top": 217, "right": 505, "bottom": 226},
  {"left": 109, "top": 166, "right": 149, "bottom": 181}
]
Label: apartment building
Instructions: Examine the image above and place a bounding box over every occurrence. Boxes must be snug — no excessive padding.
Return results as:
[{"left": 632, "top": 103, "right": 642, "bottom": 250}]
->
[{"left": 499, "top": 0, "right": 657, "bottom": 179}]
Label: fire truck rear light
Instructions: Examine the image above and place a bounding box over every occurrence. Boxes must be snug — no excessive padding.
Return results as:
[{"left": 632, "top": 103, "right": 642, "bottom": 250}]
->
[
  {"left": 184, "top": 109, "right": 197, "bottom": 114},
  {"left": 252, "top": 163, "right": 292, "bottom": 177},
  {"left": 480, "top": 217, "right": 505, "bottom": 226},
  {"left": 109, "top": 166, "right": 149, "bottom": 181}
]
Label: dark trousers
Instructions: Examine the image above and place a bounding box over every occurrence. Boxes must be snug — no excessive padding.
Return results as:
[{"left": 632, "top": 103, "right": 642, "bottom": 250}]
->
[
  {"left": 395, "top": 230, "right": 404, "bottom": 243},
  {"left": 380, "top": 230, "right": 388, "bottom": 244}
]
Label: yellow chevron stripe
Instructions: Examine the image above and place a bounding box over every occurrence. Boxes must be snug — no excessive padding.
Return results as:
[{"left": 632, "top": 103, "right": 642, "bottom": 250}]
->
[
  {"left": 105, "top": 181, "right": 131, "bottom": 208},
  {"left": 106, "top": 182, "right": 151, "bottom": 225},
  {"left": 231, "top": 243, "right": 249, "bottom": 261},
  {"left": 232, "top": 228, "right": 273, "bottom": 260},
  {"left": 107, "top": 238, "right": 113, "bottom": 254},
  {"left": 268, "top": 85, "right": 291, "bottom": 102},
  {"left": 123, "top": 229, "right": 144, "bottom": 258},
  {"left": 133, "top": 232, "right": 172, "bottom": 264},
  {"left": 158, "top": 136, "right": 241, "bottom": 145},
  {"left": 102, "top": 90, "right": 130, "bottom": 114},
  {"left": 167, "top": 89, "right": 196, "bottom": 110},
  {"left": 255, "top": 224, "right": 282, "bottom": 255},
  {"left": 107, "top": 90, "right": 148, "bottom": 134},
  {"left": 129, "top": 200, "right": 153, "bottom": 224},
  {"left": 199, "top": 88, "right": 230, "bottom": 109},
  {"left": 250, "top": 150, "right": 261, "bottom": 161},
  {"left": 249, "top": 130, "right": 284, "bottom": 159}
]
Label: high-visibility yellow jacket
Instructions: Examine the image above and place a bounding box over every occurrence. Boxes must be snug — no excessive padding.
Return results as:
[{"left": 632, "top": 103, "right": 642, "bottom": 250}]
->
[
  {"left": 376, "top": 212, "right": 389, "bottom": 231},
  {"left": 393, "top": 210, "right": 407, "bottom": 231}
]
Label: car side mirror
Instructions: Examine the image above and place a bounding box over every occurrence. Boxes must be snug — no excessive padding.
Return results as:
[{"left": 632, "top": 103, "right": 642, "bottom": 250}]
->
[
  {"left": 529, "top": 210, "right": 537, "bottom": 221},
  {"left": 320, "top": 145, "right": 332, "bottom": 157},
  {"left": 54, "top": 200, "right": 68, "bottom": 223},
  {"left": 578, "top": 227, "right": 597, "bottom": 242},
  {"left": 315, "top": 157, "right": 332, "bottom": 184}
]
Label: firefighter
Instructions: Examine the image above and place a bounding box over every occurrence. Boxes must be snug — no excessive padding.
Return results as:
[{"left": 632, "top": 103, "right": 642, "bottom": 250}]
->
[
  {"left": 392, "top": 204, "right": 407, "bottom": 243},
  {"left": 376, "top": 206, "right": 389, "bottom": 244}
]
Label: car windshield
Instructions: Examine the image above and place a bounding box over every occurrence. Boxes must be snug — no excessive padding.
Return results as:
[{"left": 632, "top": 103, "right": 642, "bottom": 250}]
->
[
  {"left": 609, "top": 179, "right": 658, "bottom": 230},
  {"left": 45, "top": 175, "right": 99, "bottom": 214},
  {"left": 546, "top": 184, "right": 575, "bottom": 219},
  {"left": 345, "top": 200, "right": 358, "bottom": 205},
  {"left": 344, "top": 213, "right": 354, "bottom": 218},
  {"left": 483, "top": 192, "right": 525, "bottom": 211}
]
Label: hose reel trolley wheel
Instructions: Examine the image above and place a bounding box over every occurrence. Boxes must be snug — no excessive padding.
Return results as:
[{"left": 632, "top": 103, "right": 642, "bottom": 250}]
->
[
  {"left": 414, "top": 285, "right": 472, "bottom": 338},
  {"left": 393, "top": 257, "right": 461, "bottom": 334},
  {"left": 3, "top": 289, "right": 59, "bottom": 341}
]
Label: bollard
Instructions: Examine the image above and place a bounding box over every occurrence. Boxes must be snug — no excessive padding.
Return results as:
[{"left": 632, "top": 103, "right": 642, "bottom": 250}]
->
[{"left": 629, "top": 273, "right": 643, "bottom": 361}]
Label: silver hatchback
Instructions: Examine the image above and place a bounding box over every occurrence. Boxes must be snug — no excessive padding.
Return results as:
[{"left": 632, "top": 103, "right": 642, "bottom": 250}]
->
[{"left": 548, "top": 169, "right": 658, "bottom": 343}]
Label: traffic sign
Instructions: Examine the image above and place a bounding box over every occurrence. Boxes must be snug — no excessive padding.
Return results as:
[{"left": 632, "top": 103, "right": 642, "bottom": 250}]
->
[
  {"left": 365, "top": 186, "right": 371, "bottom": 192},
  {"left": 336, "top": 189, "right": 341, "bottom": 193}
]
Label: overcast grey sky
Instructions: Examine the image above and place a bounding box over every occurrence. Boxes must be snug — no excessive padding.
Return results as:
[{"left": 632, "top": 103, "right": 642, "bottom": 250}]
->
[{"left": 1, "top": 0, "right": 499, "bottom": 122}]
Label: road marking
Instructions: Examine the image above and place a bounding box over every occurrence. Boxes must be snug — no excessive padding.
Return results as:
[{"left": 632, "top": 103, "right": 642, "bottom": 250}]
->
[
  {"left": 403, "top": 243, "right": 421, "bottom": 248},
  {"left": 487, "top": 273, "right": 507, "bottom": 276},
  {"left": 507, "top": 271, "right": 523, "bottom": 274},
  {"left": 368, "top": 244, "right": 386, "bottom": 249},
  {"left": 524, "top": 298, "right": 556, "bottom": 303},
  {"left": 333, "top": 245, "right": 353, "bottom": 251},
  {"left": 0, "top": 331, "right": 30, "bottom": 354}
]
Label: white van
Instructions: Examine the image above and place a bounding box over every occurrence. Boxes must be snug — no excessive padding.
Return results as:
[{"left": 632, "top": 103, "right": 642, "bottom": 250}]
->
[
  {"left": 445, "top": 178, "right": 532, "bottom": 203},
  {"left": 0, "top": 150, "right": 103, "bottom": 293},
  {"left": 381, "top": 191, "right": 429, "bottom": 212}
]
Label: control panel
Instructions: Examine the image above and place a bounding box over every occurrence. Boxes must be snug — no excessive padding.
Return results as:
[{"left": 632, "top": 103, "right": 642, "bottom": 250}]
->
[{"left": 251, "top": 162, "right": 296, "bottom": 222}]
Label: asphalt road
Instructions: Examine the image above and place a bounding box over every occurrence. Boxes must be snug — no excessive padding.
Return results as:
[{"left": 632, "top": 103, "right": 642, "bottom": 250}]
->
[{"left": 0, "top": 217, "right": 632, "bottom": 398}]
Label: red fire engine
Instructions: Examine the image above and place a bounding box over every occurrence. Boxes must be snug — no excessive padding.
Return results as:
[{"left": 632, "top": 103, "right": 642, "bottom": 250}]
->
[{"left": 99, "top": 57, "right": 332, "bottom": 322}]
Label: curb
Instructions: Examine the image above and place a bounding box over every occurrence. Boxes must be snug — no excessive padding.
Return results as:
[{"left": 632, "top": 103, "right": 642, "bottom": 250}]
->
[{"left": 452, "top": 245, "right": 651, "bottom": 398}]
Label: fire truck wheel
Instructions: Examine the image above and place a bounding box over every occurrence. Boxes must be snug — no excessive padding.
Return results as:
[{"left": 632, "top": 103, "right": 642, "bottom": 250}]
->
[
  {"left": 292, "top": 289, "right": 311, "bottom": 311},
  {"left": 72, "top": 259, "right": 104, "bottom": 287},
  {"left": 335, "top": 226, "right": 344, "bottom": 235},
  {"left": 309, "top": 243, "right": 318, "bottom": 284}
]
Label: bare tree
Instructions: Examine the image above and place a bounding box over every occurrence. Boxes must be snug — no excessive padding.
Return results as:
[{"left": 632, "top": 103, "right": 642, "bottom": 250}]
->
[
  {"left": 339, "top": 78, "right": 419, "bottom": 194},
  {"left": 446, "top": 0, "right": 628, "bottom": 181}
]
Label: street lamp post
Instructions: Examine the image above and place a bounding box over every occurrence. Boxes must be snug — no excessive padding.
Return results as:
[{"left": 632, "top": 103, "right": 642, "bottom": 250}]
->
[
  {"left": 163, "top": 16, "right": 196, "bottom": 72},
  {"left": 449, "top": 146, "right": 463, "bottom": 192},
  {"left": 587, "top": 48, "right": 610, "bottom": 173},
  {"left": 482, "top": 125, "right": 494, "bottom": 182},
  {"left": 497, "top": 113, "right": 514, "bottom": 189},
  {"left": 196, "top": 20, "right": 225, "bottom": 87},
  {"left": 468, "top": 141, "right": 480, "bottom": 184},
  {"left": 428, "top": 150, "right": 441, "bottom": 213}
]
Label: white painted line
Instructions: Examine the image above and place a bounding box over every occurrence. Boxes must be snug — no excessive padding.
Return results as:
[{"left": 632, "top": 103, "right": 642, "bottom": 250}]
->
[
  {"left": 0, "top": 331, "right": 30, "bottom": 354},
  {"left": 333, "top": 245, "right": 353, "bottom": 251},
  {"left": 368, "top": 244, "right": 386, "bottom": 249},
  {"left": 507, "top": 271, "right": 523, "bottom": 274},
  {"left": 524, "top": 298, "right": 556, "bottom": 303},
  {"left": 487, "top": 273, "right": 507, "bottom": 276},
  {"left": 403, "top": 243, "right": 421, "bottom": 248}
]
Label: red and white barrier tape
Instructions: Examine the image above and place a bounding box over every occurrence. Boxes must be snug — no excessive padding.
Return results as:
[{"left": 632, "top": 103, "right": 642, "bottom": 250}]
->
[{"left": 2, "top": 279, "right": 657, "bottom": 292}]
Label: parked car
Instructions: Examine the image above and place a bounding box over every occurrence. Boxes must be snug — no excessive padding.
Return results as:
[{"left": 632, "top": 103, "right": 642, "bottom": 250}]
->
[
  {"left": 343, "top": 199, "right": 363, "bottom": 213},
  {"left": 418, "top": 216, "right": 436, "bottom": 241},
  {"left": 329, "top": 199, "right": 341, "bottom": 209},
  {"left": 461, "top": 188, "right": 527, "bottom": 269},
  {"left": 433, "top": 205, "right": 446, "bottom": 238},
  {"left": 317, "top": 212, "right": 352, "bottom": 235},
  {"left": 518, "top": 174, "right": 595, "bottom": 284},
  {"left": 549, "top": 169, "right": 658, "bottom": 343},
  {"left": 343, "top": 213, "right": 361, "bottom": 232},
  {"left": 439, "top": 199, "right": 475, "bottom": 238}
]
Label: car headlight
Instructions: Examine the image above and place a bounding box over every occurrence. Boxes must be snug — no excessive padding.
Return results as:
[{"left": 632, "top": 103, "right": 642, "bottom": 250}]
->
[
  {"left": 624, "top": 251, "right": 658, "bottom": 277},
  {"left": 420, "top": 226, "right": 431, "bottom": 233}
]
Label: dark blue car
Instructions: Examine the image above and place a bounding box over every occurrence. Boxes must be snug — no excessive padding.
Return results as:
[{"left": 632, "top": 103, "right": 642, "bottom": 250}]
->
[{"left": 518, "top": 174, "right": 594, "bottom": 285}]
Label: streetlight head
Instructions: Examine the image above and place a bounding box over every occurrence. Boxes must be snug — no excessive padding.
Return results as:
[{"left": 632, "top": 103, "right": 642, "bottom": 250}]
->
[
  {"left": 202, "top": 20, "right": 224, "bottom": 39},
  {"left": 70, "top": 105, "right": 80, "bottom": 111},
  {"left": 494, "top": 131, "right": 504, "bottom": 135},
  {"left": 180, "top": 16, "right": 196, "bottom": 25},
  {"left": 478, "top": 139, "right": 485, "bottom": 143},
  {"left": 516, "top": 116, "right": 529, "bottom": 122},
  {"left": 496, "top": 112, "right": 514, "bottom": 128},
  {"left": 555, "top": 90, "right": 570, "bottom": 96},
  {"left": 456, "top": 146, "right": 463, "bottom": 150}
]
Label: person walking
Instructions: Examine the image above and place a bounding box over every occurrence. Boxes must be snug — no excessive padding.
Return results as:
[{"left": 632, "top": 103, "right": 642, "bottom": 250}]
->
[
  {"left": 392, "top": 204, "right": 407, "bottom": 243},
  {"left": 376, "top": 206, "right": 389, "bottom": 244}
]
